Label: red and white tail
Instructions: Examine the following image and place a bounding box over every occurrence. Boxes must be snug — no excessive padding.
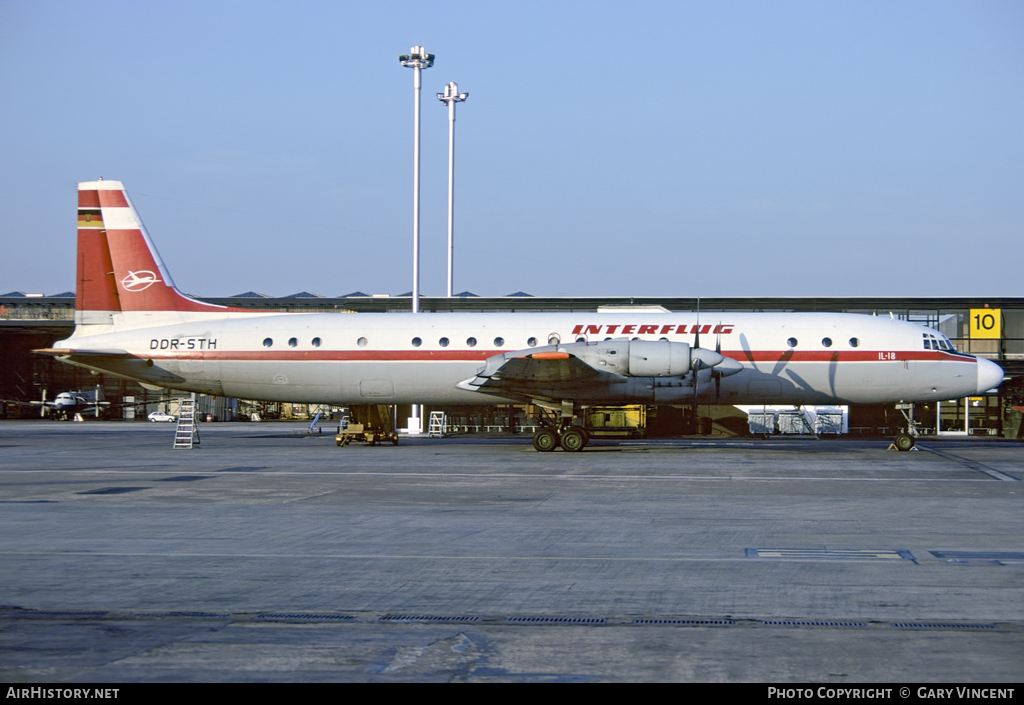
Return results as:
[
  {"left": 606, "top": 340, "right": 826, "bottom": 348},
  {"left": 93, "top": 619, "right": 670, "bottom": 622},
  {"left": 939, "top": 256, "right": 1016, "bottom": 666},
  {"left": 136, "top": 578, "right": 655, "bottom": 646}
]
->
[{"left": 75, "top": 180, "right": 256, "bottom": 329}]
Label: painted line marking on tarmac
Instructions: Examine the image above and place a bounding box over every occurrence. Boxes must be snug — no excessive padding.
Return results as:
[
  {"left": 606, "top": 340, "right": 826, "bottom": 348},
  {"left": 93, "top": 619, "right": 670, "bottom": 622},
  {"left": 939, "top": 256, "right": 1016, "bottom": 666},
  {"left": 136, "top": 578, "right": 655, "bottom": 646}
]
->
[
  {"left": 929, "top": 550, "right": 1024, "bottom": 564},
  {"left": 0, "top": 550, "right": 923, "bottom": 563},
  {"left": 0, "top": 469, "right": 1003, "bottom": 483},
  {"left": 0, "top": 550, "right": 762, "bottom": 562},
  {"left": 746, "top": 548, "right": 915, "bottom": 561},
  {"left": 916, "top": 445, "right": 1021, "bottom": 482}
]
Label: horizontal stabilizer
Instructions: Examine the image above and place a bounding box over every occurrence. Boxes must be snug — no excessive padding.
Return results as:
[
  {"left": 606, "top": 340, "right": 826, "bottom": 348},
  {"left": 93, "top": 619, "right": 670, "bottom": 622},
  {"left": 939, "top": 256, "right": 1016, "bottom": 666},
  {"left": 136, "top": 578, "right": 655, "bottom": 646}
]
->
[
  {"left": 33, "top": 347, "right": 186, "bottom": 387},
  {"left": 33, "top": 347, "right": 132, "bottom": 357}
]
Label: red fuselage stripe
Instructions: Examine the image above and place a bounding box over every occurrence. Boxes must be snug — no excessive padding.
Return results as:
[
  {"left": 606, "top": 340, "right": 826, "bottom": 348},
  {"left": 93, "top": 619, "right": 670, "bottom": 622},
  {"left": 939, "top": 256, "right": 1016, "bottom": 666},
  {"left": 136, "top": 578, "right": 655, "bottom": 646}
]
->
[{"left": 138, "top": 350, "right": 974, "bottom": 363}]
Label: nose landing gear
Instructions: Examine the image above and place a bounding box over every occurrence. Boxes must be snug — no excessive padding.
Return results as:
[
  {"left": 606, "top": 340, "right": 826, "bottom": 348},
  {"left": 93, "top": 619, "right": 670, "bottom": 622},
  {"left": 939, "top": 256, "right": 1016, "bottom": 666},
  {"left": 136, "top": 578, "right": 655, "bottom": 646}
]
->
[{"left": 889, "top": 403, "right": 920, "bottom": 452}]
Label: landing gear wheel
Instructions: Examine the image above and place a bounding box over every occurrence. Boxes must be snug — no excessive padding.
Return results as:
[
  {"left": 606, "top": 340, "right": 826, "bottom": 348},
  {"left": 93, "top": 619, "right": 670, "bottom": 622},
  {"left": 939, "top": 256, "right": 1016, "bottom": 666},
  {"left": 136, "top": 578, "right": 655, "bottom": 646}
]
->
[
  {"left": 533, "top": 429, "right": 559, "bottom": 452},
  {"left": 560, "top": 428, "right": 587, "bottom": 452},
  {"left": 894, "top": 433, "right": 915, "bottom": 452}
]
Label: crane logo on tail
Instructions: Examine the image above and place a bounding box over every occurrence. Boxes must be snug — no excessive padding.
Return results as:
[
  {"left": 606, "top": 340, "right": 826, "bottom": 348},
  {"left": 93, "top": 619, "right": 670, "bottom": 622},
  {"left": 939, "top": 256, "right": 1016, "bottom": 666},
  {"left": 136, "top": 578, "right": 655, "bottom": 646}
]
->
[{"left": 120, "top": 270, "right": 161, "bottom": 292}]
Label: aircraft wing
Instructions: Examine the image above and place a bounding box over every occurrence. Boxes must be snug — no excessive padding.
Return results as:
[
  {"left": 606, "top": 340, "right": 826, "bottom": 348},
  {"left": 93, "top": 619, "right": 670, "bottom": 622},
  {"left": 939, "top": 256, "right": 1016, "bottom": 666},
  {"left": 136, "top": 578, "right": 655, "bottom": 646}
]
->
[
  {"left": 0, "top": 399, "right": 51, "bottom": 408},
  {"left": 458, "top": 339, "right": 744, "bottom": 406},
  {"left": 457, "top": 348, "right": 624, "bottom": 404}
]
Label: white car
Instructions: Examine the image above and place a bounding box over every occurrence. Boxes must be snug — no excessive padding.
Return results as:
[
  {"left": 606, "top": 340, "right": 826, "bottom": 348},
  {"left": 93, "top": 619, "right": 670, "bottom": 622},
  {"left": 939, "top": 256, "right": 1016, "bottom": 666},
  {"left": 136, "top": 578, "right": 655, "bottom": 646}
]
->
[{"left": 148, "top": 411, "right": 177, "bottom": 423}]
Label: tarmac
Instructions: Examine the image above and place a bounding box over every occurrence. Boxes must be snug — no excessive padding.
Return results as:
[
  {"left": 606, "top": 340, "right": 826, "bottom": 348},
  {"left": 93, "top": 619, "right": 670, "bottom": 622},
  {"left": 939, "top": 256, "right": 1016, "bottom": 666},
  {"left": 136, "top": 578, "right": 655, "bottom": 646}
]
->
[{"left": 0, "top": 421, "right": 1021, "bottom": 683}]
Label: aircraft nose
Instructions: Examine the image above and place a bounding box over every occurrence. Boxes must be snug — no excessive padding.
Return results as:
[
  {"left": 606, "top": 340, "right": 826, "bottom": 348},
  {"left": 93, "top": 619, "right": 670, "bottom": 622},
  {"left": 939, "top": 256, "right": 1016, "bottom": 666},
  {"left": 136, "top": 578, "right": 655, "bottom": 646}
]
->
[{"left": 976, "top": 357, "right": 1004, "bottom": 394}]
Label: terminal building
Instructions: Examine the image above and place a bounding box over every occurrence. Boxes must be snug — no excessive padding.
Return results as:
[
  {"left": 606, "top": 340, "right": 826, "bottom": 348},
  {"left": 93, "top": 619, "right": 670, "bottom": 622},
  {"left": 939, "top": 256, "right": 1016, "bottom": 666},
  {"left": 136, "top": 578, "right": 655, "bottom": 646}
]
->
[{"left": 2, "top": 291, "right": 1022, "bottom": 439}]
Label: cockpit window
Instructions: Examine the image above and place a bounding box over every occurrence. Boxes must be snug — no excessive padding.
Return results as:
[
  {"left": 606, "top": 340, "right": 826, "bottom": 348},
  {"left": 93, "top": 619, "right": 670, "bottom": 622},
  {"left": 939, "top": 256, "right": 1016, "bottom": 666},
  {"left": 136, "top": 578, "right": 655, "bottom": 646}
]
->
[{"left": 923, "top": 333, "right": 953, "bottom": 352}]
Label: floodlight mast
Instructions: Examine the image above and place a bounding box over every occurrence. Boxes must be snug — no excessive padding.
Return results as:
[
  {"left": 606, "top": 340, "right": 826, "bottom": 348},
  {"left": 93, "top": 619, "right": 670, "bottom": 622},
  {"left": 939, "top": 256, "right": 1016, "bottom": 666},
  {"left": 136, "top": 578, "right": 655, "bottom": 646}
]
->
[
  {"left": 437, "top": 82, "right": 468, "bottom": 298},
  {"left": 399, "top": 46, "right": 434, "bottom": 313}
]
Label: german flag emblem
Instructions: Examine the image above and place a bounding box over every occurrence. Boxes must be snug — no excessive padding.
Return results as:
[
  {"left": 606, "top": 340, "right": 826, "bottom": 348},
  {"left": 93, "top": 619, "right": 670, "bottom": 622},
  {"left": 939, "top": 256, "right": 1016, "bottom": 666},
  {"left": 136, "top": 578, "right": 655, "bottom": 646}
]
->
[{"left": 77, "top": 210, "right": 104, "bottom": 228}]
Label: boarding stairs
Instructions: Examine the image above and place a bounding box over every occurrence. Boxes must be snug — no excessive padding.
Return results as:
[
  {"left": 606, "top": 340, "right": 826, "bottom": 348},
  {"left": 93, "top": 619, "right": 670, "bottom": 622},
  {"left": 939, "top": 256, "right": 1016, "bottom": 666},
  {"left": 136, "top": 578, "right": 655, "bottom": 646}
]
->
[{"left": 173, "top": 396, "right": 201, "bottom": 449}]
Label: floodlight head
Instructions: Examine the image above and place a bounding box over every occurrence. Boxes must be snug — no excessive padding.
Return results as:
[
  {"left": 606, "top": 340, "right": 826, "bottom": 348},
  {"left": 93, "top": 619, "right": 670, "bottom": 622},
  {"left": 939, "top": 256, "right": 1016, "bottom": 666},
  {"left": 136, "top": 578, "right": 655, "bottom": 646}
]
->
[
  {"left": 437, "top": 81, "right": 469, "bottom": 104},
  {"left": 400, "top": 45, "right": 434, "bottom": 69}
]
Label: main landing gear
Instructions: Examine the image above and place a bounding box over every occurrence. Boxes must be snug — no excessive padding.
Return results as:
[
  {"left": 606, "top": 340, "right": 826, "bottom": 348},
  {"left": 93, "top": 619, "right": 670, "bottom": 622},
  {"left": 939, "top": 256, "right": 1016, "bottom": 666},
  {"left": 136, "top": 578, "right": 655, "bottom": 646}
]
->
[
  {"left": 532, "top": 424, "right": 589, "bottom": 450},
  {"left": 532, "top": 424, "right": 590, "bottom": 452},
  {"left": 531, "top": 401, "right": 590, "bottom": 452}
]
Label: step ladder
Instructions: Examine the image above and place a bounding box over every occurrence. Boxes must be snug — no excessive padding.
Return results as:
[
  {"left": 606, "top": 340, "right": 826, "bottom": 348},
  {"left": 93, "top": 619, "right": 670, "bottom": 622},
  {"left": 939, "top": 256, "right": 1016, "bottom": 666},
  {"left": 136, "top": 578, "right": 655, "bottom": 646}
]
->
[
  {"left": 427, "top": 411, "right": 446, "bottom": 437},
  {"left": 798, "top": 407, "right": 819, "bottom": 437},
  {"left": 173, "top": 396, "right": 201, "bottom": 449}
]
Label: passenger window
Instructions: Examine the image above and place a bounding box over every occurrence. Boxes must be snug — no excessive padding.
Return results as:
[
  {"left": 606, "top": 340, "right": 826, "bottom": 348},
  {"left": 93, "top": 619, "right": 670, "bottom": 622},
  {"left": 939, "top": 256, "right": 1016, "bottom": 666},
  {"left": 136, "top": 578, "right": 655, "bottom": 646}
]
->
[
  {"left": 493, "top": 337, "right": 504, "bottom": 347},
  {"left": 439, "top": 337, "right": 450, "bottom": 347},
  {"left": 263, "top": 338, "right": 273, "bottom": 348},
  {"left": 787, "top": 338, "right": 798, "bottom": 348},
  {"left": 466, "top": 337, "right": 477, "bottom": 347},
  {"left": 849, "top": 338, "right": 859, "bottom": 348},
  {"left": 411, "top": 337, "right": 422, "bottom": 347},
  {"left": 822, "top": 338, "right": 832, "bottom": 348},
  {"left": 357, "top": 337, "right": 368, "bottom": 347},
  {"left": 288, "top": 338, "right": 298, "bottom": 348},
  {"left": 548, "top": 334, "right": 560, "bottom": 345},
  {"left": 527, "top": 337, "right": 537, "bottom": 347},
  {"left": 312, "top": 337, "right": 321, "bottom": 347}
]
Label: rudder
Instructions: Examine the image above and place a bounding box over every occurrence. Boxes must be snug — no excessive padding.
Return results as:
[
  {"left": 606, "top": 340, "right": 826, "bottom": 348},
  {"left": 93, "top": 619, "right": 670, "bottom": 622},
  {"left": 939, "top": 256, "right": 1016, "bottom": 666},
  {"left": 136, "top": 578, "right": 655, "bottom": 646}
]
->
[{"left": 76, "top": 184, "right": 121, "bottom": 326}]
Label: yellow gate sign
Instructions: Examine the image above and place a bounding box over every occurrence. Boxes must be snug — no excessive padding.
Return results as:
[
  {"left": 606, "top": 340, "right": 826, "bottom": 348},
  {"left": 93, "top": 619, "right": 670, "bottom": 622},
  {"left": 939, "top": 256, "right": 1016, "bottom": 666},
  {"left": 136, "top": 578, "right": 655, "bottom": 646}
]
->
[{"left": 969, "top": 309, "right": 1001, "bottom": 339}]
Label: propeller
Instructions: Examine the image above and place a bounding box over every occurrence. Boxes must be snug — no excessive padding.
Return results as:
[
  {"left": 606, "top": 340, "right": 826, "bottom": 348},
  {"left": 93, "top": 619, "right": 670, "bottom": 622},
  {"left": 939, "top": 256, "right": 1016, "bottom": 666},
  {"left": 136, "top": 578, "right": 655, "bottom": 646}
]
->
[
  {"left": 692, "top": 353, "right": 701, "bottom": 407},
  {"left": 691, "top": 299, "right": 704, "bottom": 433},
  {"left": 690, "top": 309, "right": 736, "bottom": 432},
  {"left": 683, "top": 302, "right": 744, "bottom": 433},
  {"left": 689, "top": 330, "right": 725, "bottom": 432},
  {"left": 712, "top": 323, "right": 723, "bottom": 403}
]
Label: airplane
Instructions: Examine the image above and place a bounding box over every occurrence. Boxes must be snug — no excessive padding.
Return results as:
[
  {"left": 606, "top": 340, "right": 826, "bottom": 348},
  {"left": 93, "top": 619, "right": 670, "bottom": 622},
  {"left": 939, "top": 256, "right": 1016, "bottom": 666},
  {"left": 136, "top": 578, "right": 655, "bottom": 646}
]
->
[
  {"left": 1, "top": 387, "right": 109, "bottom": 419},
  {"left": 36, "top": 179, "right": 1005, "bottom": 451}
]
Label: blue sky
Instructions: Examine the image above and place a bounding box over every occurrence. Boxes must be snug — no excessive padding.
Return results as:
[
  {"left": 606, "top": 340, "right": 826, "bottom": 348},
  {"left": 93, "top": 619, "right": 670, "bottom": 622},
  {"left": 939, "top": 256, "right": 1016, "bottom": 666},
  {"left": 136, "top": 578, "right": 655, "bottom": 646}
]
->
[{"left": 1, "top": 0, "right": 1021, "bottom": 298}]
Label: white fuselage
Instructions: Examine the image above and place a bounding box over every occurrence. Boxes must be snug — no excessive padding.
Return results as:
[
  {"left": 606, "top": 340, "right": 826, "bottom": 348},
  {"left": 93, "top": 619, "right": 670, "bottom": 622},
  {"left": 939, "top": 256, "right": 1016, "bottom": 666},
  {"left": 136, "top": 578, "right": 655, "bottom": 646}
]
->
[{"left": 56, "top": 310, "right": 1001, "bottom": 407}]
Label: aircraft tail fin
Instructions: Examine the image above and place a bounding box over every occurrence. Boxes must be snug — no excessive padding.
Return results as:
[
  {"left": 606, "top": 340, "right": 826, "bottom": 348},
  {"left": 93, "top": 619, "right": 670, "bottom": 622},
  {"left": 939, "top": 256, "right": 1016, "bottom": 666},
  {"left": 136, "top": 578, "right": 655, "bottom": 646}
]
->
[{"left": 75, "top": 180, "right": 249, "bottom": 327}]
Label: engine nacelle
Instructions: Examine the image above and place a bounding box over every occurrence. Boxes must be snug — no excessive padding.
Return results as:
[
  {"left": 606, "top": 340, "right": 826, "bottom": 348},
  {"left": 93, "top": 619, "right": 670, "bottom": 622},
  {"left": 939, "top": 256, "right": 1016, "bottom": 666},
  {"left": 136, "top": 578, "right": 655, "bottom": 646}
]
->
[{"left": 564, "top": 340, "right": 692, "bottom": 377}]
